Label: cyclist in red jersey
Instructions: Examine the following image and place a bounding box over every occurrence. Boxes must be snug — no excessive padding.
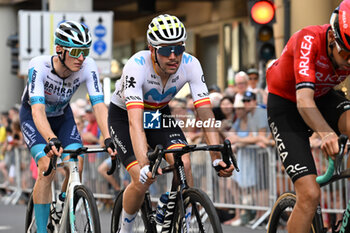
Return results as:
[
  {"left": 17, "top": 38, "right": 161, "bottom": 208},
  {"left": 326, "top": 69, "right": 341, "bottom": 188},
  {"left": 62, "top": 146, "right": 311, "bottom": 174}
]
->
[{"left": 267, "top": 1, "right": 350, "bottom": 232}]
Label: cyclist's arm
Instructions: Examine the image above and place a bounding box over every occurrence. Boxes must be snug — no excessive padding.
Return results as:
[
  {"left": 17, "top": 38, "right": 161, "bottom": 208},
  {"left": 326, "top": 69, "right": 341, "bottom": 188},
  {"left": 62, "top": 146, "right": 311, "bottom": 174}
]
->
[
  {"left": 296, "top": 88, "right": 338, "bottom": 157},
  {"left": 92, "top": 102, "right": 111, "bottom": 140},
  {"left": 31, "top": 103, "right": 56, "bottom": 143},
  {"left": 128, "top": 108, "right": 149, "bottom": 167}
]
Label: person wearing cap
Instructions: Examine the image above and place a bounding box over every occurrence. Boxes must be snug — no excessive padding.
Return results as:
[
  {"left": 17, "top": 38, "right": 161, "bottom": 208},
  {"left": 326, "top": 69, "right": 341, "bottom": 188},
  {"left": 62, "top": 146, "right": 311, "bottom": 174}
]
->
[
  {"left": 18, "top": 21, "right": 117, "bottom": 232},
  {"left": 266, "top": 1, "right": 350, "bottom": 232},
  {"left": 246, "top": 68, "right": 267, "bottom": 106}
]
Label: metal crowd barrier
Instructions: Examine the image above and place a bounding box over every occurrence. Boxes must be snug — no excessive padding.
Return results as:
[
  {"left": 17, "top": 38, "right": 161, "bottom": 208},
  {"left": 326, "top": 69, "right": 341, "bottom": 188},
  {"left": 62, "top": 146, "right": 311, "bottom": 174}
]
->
[{"left": 0, "top": 144, "right": 348, "bottom": 229}]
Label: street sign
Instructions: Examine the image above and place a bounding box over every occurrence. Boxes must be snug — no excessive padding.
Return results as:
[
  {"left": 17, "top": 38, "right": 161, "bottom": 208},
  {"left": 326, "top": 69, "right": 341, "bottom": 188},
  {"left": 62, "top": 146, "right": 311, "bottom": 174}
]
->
[{"left": 18, "top": 11, "right": 113, "bottom": 75}]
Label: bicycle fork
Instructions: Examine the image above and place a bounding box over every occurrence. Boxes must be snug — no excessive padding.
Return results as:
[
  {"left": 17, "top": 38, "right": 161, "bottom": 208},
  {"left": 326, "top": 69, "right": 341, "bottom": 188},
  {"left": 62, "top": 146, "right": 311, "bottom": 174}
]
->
[{"left": 58, "top": 161, "right": 81, "bottom": 233}]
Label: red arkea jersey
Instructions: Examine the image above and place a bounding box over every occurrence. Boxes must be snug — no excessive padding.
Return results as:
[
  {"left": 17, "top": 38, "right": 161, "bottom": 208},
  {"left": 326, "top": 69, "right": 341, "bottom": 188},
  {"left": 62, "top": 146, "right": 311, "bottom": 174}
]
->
[{"left": 266, "top": 24, "right": 350, "bottom": 102}]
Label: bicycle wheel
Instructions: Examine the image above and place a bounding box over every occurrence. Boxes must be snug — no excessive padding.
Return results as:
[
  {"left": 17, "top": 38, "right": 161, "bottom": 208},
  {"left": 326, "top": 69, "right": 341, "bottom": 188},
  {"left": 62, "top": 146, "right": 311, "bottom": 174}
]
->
[
  {"left": 173, "top": 188, "right": 222, "bottom": 233},
  {"left": 70, "top": 185, "right": 101, "bottom": 232},
  {"left": 25, "top": 192, "right": 37, "bottom": 233},
  {"left": 110, "top": 190, "right": 154, "bottom": 233},
  {"left": 267, "top": 191, "right": 316, "bottom": 233}
]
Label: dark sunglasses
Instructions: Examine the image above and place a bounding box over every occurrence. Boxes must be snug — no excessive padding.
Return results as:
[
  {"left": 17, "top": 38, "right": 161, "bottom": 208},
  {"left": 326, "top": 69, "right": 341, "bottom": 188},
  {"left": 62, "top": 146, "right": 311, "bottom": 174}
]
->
[
  {"left": 334, "top": 39, "right": 350, "bottom": 61},
  {"left": 154, "top": 45, "right": 185, "bottom": 57},
  {"left": 63, "top": 47, "right": 90, "bottom": 58},
  {"left": 242, "top": 99, "right": 251, "bottom": 103}
]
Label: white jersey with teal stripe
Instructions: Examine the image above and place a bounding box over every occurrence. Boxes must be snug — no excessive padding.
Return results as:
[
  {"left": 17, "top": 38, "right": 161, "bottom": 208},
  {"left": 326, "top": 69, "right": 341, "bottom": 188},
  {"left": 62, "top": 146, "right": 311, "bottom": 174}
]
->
[
  {"left": 21, "top": 56, "right": 104, "bottom": 117},
  {"left": 111, "top": 50, "right": 211, "bottom": 110}
]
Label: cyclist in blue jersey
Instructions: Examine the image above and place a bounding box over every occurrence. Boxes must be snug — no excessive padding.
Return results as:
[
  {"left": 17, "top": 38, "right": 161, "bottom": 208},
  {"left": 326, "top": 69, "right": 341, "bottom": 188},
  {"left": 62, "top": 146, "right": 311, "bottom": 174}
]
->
[
  {"left": 19, "top": 21, "right": 117, "bottom": 233},
  {"left": 108, "top": 14, "right": 234, "bottom": 233}
]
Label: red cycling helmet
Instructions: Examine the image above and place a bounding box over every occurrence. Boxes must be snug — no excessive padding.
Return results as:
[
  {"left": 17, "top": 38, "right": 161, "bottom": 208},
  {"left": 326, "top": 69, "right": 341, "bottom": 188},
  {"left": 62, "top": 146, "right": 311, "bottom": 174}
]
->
[{"left": 330, "top": 0, "right": 350, "bottom": 51}]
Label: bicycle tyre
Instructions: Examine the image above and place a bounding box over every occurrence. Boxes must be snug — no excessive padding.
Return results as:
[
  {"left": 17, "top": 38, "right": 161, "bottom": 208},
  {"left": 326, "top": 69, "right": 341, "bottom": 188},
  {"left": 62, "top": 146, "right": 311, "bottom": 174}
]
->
[
  {"left": 267, "top": 191, "right": 317, "bottom": 233},
  {"left": 25, "top": 192, "right": 36, "bottom": 233},
  {"left": 173, "top": 187, "right": 223, "bottom": 233},
  {"left": 110, "top": 190, "right": 153, "bottom": 233},
  {"left": 70, "top": 185, "right": 101, "bottom": 232}
]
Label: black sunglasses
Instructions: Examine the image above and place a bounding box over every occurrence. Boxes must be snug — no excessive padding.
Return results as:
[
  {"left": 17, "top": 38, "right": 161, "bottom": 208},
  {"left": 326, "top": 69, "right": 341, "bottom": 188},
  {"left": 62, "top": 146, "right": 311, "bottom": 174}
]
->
[{"left": 154, "top": 45, "right": 185, "bottom": 57}]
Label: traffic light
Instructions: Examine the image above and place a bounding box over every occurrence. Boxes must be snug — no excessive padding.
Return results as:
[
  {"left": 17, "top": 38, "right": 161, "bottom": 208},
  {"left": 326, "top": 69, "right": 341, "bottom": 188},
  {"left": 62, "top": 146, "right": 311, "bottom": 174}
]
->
[
  {"left": 248, "top": 0, "right": 276, "bottom": 61},
  {"left": 6, "top": 34, "right": 19, "bottom": 75}
]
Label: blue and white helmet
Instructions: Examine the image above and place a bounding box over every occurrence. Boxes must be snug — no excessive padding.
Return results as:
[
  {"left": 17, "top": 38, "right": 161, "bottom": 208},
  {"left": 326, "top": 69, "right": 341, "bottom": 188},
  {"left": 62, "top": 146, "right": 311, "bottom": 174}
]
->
[{"left": 55, "top": 21, "right": 92, "bottom": 48}]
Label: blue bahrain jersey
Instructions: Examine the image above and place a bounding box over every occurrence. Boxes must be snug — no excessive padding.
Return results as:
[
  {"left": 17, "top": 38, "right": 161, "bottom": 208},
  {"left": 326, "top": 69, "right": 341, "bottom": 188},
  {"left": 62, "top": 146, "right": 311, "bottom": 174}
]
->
[
  {"left": 111, "top": 50, "right": 211, "bottom": 110},
  {"left": 21, "top": 56, "right": 104, "bottom": 117}
]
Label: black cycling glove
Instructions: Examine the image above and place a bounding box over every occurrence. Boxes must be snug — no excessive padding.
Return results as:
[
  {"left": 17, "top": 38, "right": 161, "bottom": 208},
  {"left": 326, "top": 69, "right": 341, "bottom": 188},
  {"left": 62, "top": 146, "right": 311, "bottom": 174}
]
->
[
  {"left": 44, "top": 138, "right": 62, "bottom": 154},
  {"left": 104, "top": 137, "right": 116, "bottom": 152}
]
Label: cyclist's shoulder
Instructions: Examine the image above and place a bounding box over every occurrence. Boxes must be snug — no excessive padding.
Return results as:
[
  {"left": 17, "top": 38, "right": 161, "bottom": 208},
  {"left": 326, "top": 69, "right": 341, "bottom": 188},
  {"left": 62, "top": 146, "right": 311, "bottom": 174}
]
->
[
  {"left": 126, "top": 50, "right": 152, "bottom": 67},
  {"left": 293, "top": 24, "right": 329, "bottom": 40},
  {"left": 181, "top": 52, "right": 200, "bottom": 66},
  {"left": 29, "top": 55, "right": 52, "bottom": 69}
]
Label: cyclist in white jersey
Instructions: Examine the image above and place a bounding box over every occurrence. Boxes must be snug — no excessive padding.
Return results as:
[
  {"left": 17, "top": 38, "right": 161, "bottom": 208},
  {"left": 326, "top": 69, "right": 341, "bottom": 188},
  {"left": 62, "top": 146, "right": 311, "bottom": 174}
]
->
[
  {"left": 19, "top": 21, "right": 116, "bottom": 233},
  {"left": 108, "top": 14, "right": 234, "bottom": 233}
]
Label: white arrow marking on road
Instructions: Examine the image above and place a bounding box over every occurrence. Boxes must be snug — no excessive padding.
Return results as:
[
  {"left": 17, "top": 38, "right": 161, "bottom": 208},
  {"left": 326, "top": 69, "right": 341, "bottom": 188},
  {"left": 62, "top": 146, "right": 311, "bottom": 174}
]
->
[{"left": 0, "top": 226, "right": 12, "bottom": 230}]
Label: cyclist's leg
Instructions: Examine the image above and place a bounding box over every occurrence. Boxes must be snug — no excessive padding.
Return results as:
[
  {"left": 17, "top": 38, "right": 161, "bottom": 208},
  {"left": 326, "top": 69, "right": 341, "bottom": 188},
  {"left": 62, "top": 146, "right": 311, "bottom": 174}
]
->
[
  {"left": 20, "top": 107, "right": 55, "bottom": 233},
  {"left": 56, "top": 106, "right": 83, "bottom": 191},
  {"left": 146, "top": 106, "right": 193, "bottom": 186},
  {"left": 289, "top": 175, "right": 320, "bottom": 233},
  {"left": 108, "top": 104, "right": 150, "bottom": 232},
  {"left": 268, "top": 93, "right": 319, "bottom": 233}
]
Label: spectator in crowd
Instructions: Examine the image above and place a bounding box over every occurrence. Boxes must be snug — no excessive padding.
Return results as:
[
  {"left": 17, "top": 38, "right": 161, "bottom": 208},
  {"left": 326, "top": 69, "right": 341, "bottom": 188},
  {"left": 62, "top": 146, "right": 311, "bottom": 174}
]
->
[
  {"left": 0, "top": 112, "right": 10, "bottom": 186},
  {"left": 97, "top": 157, "right": 121, "bottom": 195},
  {"left": 218, "top": 96, "right": 236, "bottom": 140},
  {"left": 233, "top": 71, "right": 249, "bottom": 103},
  {"left": 81, "top": 105, "right": 100, "bottom": 145},
  {"left": 246, "top": 68, "right": 268, "bottom": 106}
]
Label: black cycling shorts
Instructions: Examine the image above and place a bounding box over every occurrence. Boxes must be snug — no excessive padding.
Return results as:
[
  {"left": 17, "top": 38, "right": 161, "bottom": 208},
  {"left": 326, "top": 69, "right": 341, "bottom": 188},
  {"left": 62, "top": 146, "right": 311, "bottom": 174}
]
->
[
  {"left": 108, "top": 103, "right": 188, "bottom": 170},
  {"left": 267, "top": 90, "right": 350, "bottom": 183}
]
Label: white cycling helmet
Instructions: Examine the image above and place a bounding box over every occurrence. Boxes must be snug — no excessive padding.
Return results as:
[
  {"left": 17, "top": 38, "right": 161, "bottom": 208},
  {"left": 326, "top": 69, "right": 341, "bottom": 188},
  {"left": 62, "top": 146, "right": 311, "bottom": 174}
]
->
[
  {"left": 147, "top": 14, "right": 187, "bottom": 46},
  {"left": 55, "top": 21, "right": 92, "bottom": 48}
]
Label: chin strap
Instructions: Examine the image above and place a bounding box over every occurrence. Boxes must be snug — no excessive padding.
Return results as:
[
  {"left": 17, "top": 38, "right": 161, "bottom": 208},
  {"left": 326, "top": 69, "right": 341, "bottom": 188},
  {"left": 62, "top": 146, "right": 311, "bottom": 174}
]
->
[
  {"left": 154, "top": 49, "right": 169, "bottom": 75},
  {"left": 329, "top": 42, "right": 339, "bottom": 70},
  {"left": 57, "top": 51, "right": 74, "bottom": 73}
]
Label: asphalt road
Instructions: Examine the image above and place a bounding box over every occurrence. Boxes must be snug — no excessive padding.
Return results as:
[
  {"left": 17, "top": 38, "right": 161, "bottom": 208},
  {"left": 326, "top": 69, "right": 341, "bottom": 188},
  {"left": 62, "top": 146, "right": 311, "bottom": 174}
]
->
[{"left": 0, "top": 201, "right": 266, "bottom": 233}]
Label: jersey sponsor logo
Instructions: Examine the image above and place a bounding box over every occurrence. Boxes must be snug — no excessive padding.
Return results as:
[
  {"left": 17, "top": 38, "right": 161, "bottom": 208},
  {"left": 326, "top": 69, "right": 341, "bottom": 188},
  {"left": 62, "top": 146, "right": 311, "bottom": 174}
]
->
[
  {"left": 30, "top": 69, "right": 38, "bottom": 94},
  {"left": 151, "top": 74, "right": 157, "bottom": 79},
  {"left": 269, "top": 120, "right": 288, "bottom": 163},
  {"left": 21, "top": 122, "right": 36, "bottom": 147},
  {"left": 285, "top": 164, "right": 308, "bottom": 176},
  {"left": 144, "top": 86, "right": 177, "bottom": 101},
  {"left": 143, "top": 110, "right": 161, "bottom": 129},
  {"left": 299, "top": 35, "right": 314, "bottom": 77},
  {"left": 316, "top": 60, "right": 329, "bottom": 69},
  {"left": 44, "top": 81, "right": 79, "bottom": 98},
  {"left": 110, "top": 126, "right": 127, "bottom": 154},
  {"left": 315, "top": 72, "right": 346, "bottom": 83},
  {"left": 125, "top": 96, "right": 142, "bottom": 102},
  {"left": 171, "top": 75, "right": 179, "bottom": 83},
  {"left": 126, "top": 76, "right": 136, "bottom": 88},
  {"left": 73, "top": 78, "right": 80, "bottom": 84},
  {"left": 91, "top": 71, "right": 99, "bottom": 92},
  {"left": 134, "top": 56, "right": 145, "bottom": 65},
  {"left": 147, "top": 79, "right": 160, "bottom": 85},
  {"left": 201, "top": 75, "right": 205, "bottom": 83},
  {"left": 197, "top": 92, "right": 209, "bottom": 98},
  {"left": 182, "top": 54, "right": 193, "bottom": 64}
]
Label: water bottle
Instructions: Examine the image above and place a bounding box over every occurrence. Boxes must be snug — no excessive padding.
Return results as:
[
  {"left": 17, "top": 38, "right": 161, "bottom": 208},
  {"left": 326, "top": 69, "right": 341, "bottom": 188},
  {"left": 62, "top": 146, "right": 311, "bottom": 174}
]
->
[
  {"left": 156, "top": 192, "right": 169, "bottom": 224},
  {"left": 55, "top": 192, "right": 66, "bottom": 219}
]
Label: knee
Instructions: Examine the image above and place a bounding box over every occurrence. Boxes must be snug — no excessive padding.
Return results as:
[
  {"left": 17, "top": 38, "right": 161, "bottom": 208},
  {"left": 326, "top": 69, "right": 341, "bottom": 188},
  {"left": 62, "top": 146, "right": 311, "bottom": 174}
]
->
[
  {"left": 297, "top": 188, "right": 320, "bottom": 209},
  {"left": 182, "top": 156, "right": 192, "bottom": 172}
]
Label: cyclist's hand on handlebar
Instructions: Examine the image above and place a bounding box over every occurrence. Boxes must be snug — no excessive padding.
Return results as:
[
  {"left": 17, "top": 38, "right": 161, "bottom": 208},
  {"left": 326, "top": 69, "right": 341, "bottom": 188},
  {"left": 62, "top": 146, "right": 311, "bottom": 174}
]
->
[
  {"left": 212, "top": 159, "right": 234, "bottom": 177},
  {"left": 44, "top": 138, "right": 63, "bottom": 158},
  {"left": 104, "top": 137, "right": 117, "bottom": 156},
  {"left": 139, "top": 165, "right": 162, "bottom": 185},
  {"left": 320, "top": 132, "right": 338, "bottom": 160}
]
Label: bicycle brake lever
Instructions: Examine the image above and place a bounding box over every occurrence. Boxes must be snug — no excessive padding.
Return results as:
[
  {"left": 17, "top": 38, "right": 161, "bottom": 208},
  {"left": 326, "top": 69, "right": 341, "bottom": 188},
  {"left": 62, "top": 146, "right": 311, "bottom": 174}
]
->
[
  {"left": 223, "top": 139, "right": 239, "bottom": 172},
  {"left": 335, "top": 135, "right": 348, "bottom": 175}
]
